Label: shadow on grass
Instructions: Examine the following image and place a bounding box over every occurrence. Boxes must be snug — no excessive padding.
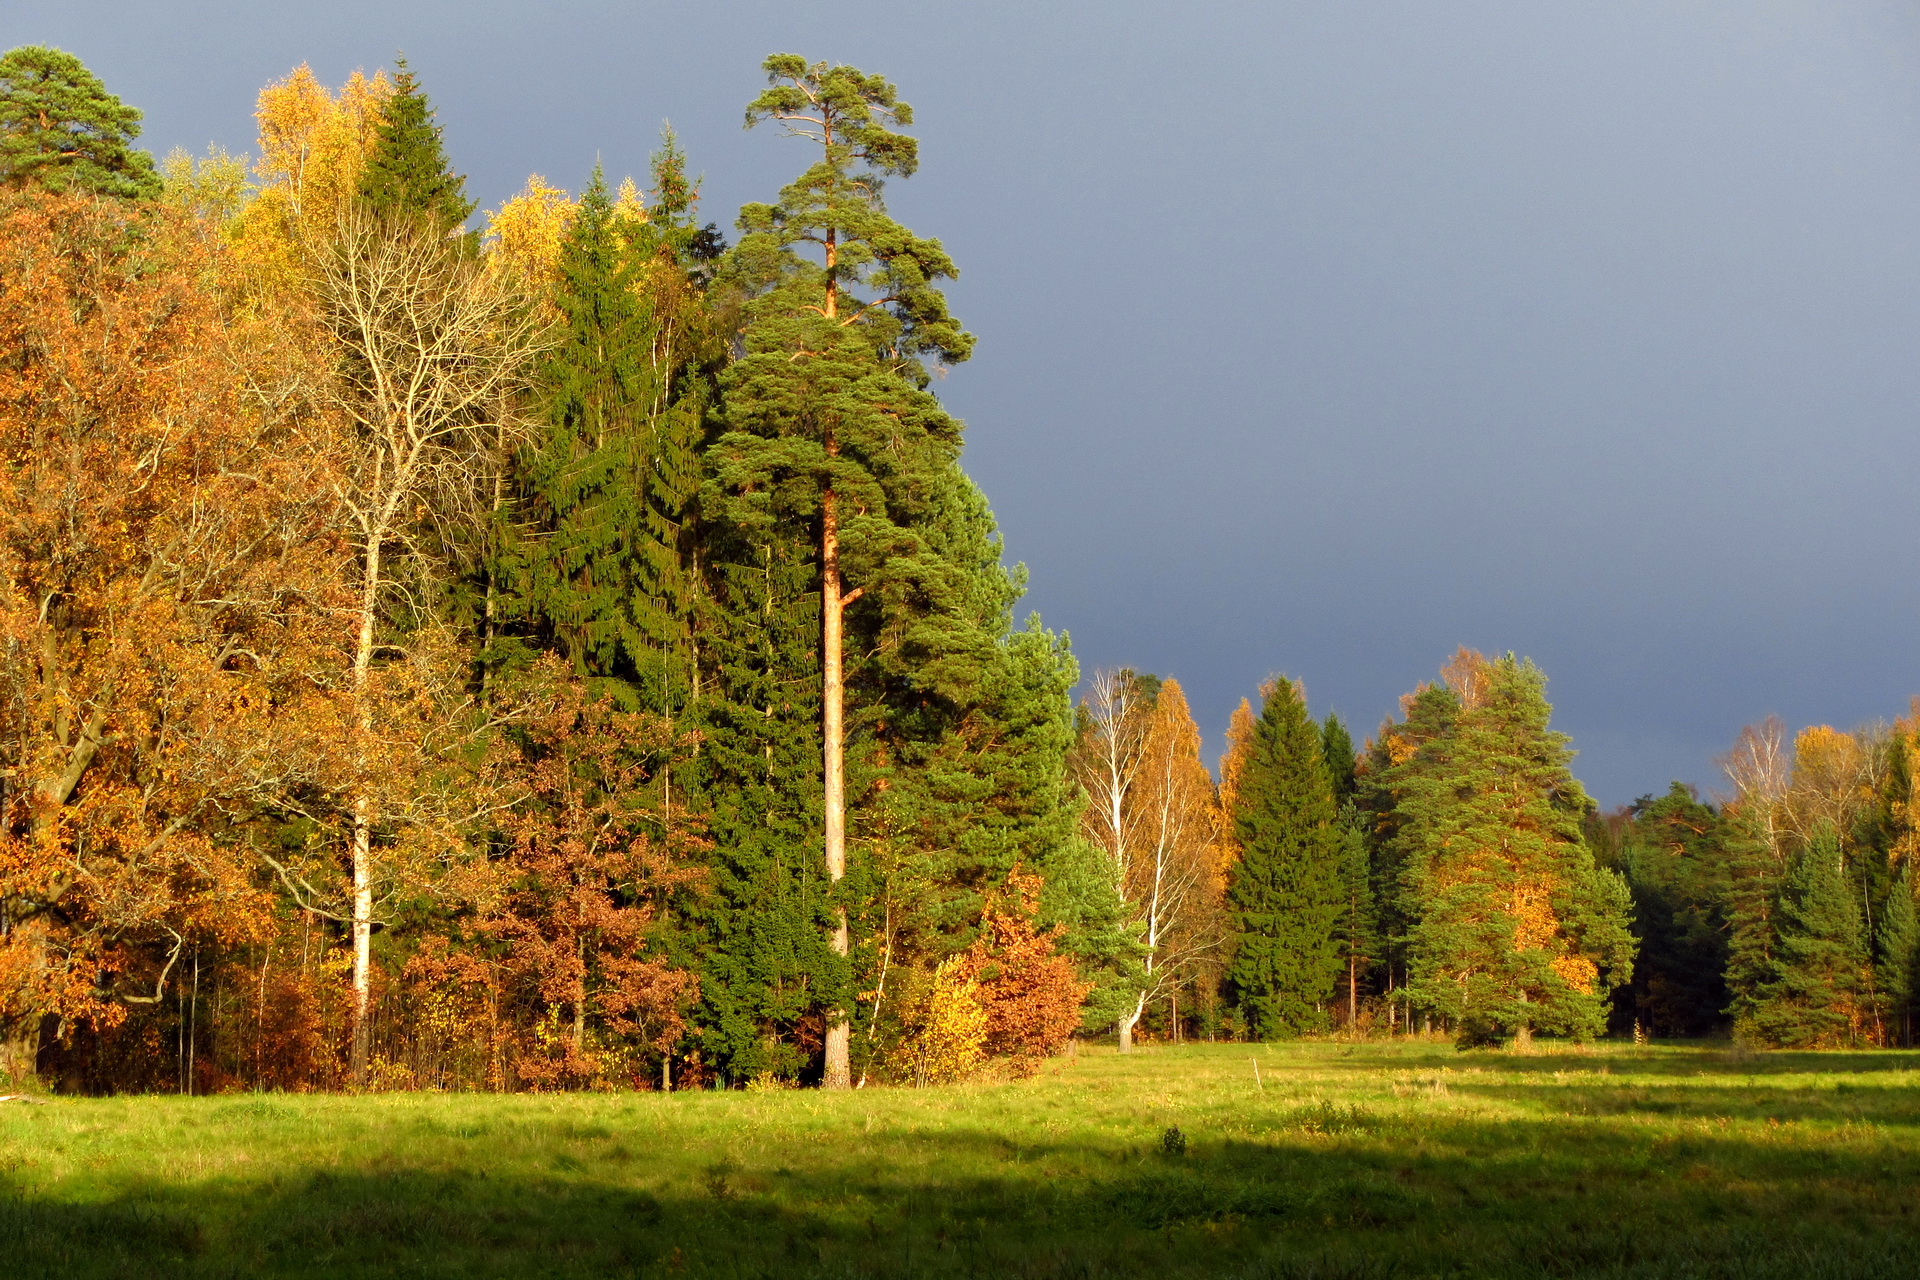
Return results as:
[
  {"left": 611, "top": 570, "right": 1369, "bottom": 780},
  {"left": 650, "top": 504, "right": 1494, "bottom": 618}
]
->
[
  {"left": 1260, "top": 1044, "right": 1920, "bottom": 1081},
  {"left": 4, "top": 1111, "right": 1918, "bottom": 1280}
]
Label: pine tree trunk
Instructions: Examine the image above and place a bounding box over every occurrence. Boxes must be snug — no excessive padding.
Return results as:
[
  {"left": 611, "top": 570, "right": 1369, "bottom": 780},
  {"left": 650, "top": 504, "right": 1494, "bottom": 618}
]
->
[{"left": 821, "top": 475, "right": 852, "bottom": 1091}]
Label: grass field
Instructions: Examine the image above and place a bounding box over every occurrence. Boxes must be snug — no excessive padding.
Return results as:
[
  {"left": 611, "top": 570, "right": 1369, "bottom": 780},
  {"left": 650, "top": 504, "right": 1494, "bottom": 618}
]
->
[{"left": 4, "top": 1040, "right": 1919, "bottom": 1278}]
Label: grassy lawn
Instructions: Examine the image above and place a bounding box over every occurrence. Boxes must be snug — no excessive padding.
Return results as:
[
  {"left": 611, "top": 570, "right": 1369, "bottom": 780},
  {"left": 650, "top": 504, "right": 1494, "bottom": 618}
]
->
[{"left": 3, "top": 1040, "right": 1919, "bottom": 1278}]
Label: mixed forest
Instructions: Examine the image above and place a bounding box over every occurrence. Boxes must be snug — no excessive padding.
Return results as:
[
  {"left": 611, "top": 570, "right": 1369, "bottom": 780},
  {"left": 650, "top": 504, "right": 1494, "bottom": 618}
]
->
[{"left": 2, "top": 46, "right": 1917, "bottom": 1098}]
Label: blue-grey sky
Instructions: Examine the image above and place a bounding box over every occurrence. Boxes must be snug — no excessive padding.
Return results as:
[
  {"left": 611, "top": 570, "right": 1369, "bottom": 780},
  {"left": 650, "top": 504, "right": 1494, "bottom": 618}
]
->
[{"left": 9, "top": 0, "right": 1920, "bottom": 804}]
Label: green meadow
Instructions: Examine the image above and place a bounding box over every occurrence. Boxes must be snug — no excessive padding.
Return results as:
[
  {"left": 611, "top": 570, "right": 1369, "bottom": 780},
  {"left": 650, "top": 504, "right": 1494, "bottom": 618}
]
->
[{"left": 4, "top": 1040, "right": 1918, "bottom": 1279}]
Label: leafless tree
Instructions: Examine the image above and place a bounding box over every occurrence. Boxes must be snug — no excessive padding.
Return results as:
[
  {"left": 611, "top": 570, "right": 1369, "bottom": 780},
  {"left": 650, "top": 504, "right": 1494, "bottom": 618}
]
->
[{"left": 309, "top": 208, "right": 548, "bottom": 1084}]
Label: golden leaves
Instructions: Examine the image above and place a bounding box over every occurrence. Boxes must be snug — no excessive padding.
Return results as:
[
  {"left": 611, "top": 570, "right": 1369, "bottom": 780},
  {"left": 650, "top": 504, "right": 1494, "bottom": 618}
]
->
[{"left": 484, "top": 174, "right": 576, "bottom": 287}]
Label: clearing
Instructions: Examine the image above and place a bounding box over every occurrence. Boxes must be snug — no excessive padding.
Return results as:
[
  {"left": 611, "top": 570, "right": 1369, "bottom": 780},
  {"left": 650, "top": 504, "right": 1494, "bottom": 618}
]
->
[{"left": 3, "top": 1040, "right": 1918, "bottom": 1278}]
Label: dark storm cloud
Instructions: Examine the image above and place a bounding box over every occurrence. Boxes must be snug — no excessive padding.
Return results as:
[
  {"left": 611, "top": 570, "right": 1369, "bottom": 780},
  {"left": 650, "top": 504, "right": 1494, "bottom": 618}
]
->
[{"left": 8, "top": 0, "right": 1917, "bottom": 802}]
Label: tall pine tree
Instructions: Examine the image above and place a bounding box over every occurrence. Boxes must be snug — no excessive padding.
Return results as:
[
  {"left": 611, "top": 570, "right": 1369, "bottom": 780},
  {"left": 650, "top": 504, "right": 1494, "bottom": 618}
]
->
[
  {"left": 0, "top": 47, "right": 159, "bottom": 199},
  {"left": 1225, "top": 677, "right": 1343, "bottom": 1037},
  {"left": 1386, "top": 654, "right": 1633, "bottom": 1045},
  {"left": 708, "top": 55, "right": 972, "bottom": 1088}
]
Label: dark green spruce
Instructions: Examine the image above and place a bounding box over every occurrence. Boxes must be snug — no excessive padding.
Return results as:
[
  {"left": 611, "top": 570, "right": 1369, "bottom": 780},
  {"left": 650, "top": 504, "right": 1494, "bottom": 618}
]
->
[{"left": 1226, "top": 677, "right": 1344, "bottom": 1037}]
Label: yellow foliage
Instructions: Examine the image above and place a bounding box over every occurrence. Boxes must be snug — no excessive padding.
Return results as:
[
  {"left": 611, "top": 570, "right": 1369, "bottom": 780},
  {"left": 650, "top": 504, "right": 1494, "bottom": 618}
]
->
[
  {"left": 485, "top": 175, "right": 576, "bottom": 286},
  {"left": 1551, "top": 953, "right": 1599, "bottom": 995},
  {"left": 613, "top": 176, "right": 649, "bottom": 226},
  {"left": 231, "top": 64, "right": 392, "bottom": 287},
  {"left": 910, "top": 957, "right": 987, "bottom": 1085},
  {"left": 1509, "top": 876, "right": 1562, "bottom": 953},
  {"left": 1787, "top": 724, "right": 1870, "bottom": 846}
]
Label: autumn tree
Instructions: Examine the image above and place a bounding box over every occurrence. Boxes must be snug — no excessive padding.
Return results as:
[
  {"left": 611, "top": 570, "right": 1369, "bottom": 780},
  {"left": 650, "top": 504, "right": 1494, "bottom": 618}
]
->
[
  {"left": 483, "top": 674, "right": 701, "bottom": 1085},
  {"left": 1226, "top": 676, "right": 1344, "bottom": 1037},
  {"left": 0, "top": 47, "right": 159, "bottom": 199},
  {"left": 954, "top": 867, "right": 1091, "bottom": 1066},
  {"left": 0, "top": 190, "right": 344, "bottom": 1082},
  {"left": 708, "top": 55, "right": 972, "bottom": 1089},
  {"left": 1070, "top": 674, "right": 1223, "bottom": 1049},
  {"left": 1386, "top": 653, "right": 1634, "bottom": 1045},
  {"left": 302, "top": 198, "right": 546, "bottom": 1084},
  {"left": 233, "top": 65, "right": 391, "bottom": 286}
]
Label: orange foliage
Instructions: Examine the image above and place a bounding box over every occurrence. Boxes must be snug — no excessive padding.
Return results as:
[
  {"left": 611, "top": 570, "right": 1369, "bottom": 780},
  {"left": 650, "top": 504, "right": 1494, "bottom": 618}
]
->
[
  {"left": 0, "top": 190, "right": 348, "bottom": 1075},
  {"left": 954, "top": 867, "right": 1091, "bottom": 1068}
]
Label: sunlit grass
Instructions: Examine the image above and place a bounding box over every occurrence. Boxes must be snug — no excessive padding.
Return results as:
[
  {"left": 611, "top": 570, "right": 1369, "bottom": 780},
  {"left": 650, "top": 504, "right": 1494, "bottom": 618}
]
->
[{"left": 3, "top": 1040, "right": 1918, "bottom": 1277}]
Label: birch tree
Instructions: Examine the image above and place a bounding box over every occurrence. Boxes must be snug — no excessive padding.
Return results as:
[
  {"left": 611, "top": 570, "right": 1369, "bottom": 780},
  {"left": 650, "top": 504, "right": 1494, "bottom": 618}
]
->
[
  {"left": 309, "top": 208, "right": 544, "bottom": 1084},
  {"left": 1072, "top": 671, "right": 1223, "bottom": 1050}
]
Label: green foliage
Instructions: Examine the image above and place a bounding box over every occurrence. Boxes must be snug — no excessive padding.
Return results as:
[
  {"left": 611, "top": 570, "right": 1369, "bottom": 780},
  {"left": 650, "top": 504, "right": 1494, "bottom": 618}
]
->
[
  {"left": 356, "top": 58, "right": 474, "bottom": 232},
  {"left": 0, "top": 46, "right": 159, "bottom": 199},
  {"left": 1750, "top": 827, "right": 1868, "bottom": 1049},
  {"left": 1874, "top": 872, "right": 1918, "bottom": 1046},
  {"left": 692, "top": 55, "right": 1096, "bottom": 1075},
  {"left": 511, "top": 157, "right": 712, "bottom": 707},
  {"left": 1611, "top": 783, "right": 1734, "bottom": 1036},
  {"left": 1332, "top": 803, "right": 1376, "bottom": 1000},
  {"left": 1386, "top": 656, "right": 1633, "bottom": 1042},
  {"left": 1321, "top": 713, "right": 1357, "bottom": 806},
  {"left": 681, "top": 529, "right": 839, "bottom": 1081},
  {"left": 1722, "top": 804, "right": 1787, "bottom": 1031},
  {"left": 1225, "top": 676, "right": 1343, "bottom": 1037}
]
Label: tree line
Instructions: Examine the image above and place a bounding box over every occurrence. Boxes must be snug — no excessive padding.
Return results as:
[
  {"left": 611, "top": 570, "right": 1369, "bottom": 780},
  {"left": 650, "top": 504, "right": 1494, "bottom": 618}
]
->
[{"left": 1, "top": 47, "right": 1909, "bottom": 1096}]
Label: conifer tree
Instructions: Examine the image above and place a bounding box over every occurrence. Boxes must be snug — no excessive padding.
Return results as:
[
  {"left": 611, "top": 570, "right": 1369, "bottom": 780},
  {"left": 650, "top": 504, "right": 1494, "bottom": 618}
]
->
[
  {"left": 357, "top": 58, "right": 474, "bottom": 233},
  {"left": 1321, "top": 714, "right": 1358, "bottom": 806},
  {"left": 1613, "top": 783, "right": 1733, "bottom": 1037},
  {"left": 1721, "top": 802, "right": 1786, "bottom": 1034},
  {"left": 1332, "top": 805, "right": 1375, "bottom": 1026},
  {"left": 1874, "top": 871, "right": 1918, "bottom": 1046},
  {"left": 1751, "top": 827, "right": 1867, "bottom": 1047},
  {"left": 709, "top": 55, "right": 972, "bottom": 1088},
  {"left": 1387, "top": 655, "right": 1633, "bottom": 1044},
  {"left": 1225, "top": 676, "right": 1343, "bottom": 1037},
  {"left": 515, "top": 151, "right": 713, "bottom": 708},
  {"left": 1356, "top": 682, "right": 1458, "bottom": 1032},
  {"left": 0, "top": 47, "right": 160, "bottom": 199}
]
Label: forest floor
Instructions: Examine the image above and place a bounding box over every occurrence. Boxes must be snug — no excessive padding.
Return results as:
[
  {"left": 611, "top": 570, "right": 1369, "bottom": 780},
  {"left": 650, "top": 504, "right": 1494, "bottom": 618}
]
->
[{"left": 3, "top": 1039, "right": 1918, "bottom": 1278}]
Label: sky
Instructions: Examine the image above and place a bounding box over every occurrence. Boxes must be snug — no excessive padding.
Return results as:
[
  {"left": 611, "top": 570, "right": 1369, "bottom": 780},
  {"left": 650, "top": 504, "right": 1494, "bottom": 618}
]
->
[{"left": 8, "top": 0, "right": 1920, "bottom": 805}]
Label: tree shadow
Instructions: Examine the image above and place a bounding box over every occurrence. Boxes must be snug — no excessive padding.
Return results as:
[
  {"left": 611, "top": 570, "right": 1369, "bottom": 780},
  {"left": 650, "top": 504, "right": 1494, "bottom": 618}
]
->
[{"left": 4, "top": 1108, "right": 1918, "bottom": 1280}]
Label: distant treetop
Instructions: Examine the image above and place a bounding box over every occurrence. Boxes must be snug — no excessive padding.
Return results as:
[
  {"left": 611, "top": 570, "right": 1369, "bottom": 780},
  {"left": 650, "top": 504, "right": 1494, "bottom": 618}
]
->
[{"left": 0, "top": 46, "right": 161, "bottom": 199}]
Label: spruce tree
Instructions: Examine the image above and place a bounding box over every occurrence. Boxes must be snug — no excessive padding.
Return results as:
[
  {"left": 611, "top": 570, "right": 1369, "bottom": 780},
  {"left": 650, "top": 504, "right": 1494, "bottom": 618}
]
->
[
  {"left": 709, "top": 55, "right": 972, "bottom": 1088},
  {"left": 1387, "top": 655, "right": 1633, "bottom": 1044},
  {"left": 1751, "top": 827, "right": 1867, "bottom": 1048},
  {"left": 1721, "top": 803, "right": 1786, "bottom": 1034},
  {"left": 1874, "top": 871, "right": 1918, "bottom": 1047},
  {"left": 0, "top": 46, "right": 159, "bottom": 199},
  {"left": 1321, "top": 713, "right": 1358, "bottom": 807},
  {"left": 514, "top": 154, "right": 712, "bottom": 708},
  {"left": 1225, "top": 677, "right": 1343, "bottom": 1037},
  {"left": 357, "top": 58, "right": 474, "bottom": 232}
]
